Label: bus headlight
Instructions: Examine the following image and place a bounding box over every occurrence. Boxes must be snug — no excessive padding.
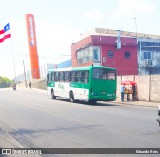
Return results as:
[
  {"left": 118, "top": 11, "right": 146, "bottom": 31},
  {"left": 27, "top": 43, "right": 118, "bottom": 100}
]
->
[{"left": 90, "top": 88, "right": 97, "bottom": 96}]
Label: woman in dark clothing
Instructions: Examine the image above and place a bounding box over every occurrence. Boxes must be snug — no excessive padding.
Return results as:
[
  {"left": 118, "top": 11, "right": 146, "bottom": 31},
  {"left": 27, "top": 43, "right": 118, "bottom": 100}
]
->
[{"left": 132, "top": 85, "right": 136, "bottom": 100}]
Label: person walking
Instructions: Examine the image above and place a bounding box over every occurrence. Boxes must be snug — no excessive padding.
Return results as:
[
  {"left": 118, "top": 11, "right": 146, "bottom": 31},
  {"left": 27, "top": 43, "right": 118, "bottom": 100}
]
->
[
  {"left": 29, "top": 81, "right": 31, "bottom": 89},
  {"left": 120, "top": 84, "right": 125, "bottom": 101}
]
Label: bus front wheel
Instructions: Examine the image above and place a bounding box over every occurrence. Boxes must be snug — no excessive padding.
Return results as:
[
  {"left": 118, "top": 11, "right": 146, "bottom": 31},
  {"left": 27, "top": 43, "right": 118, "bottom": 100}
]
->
[
  {"left": 51, "top": 89, "right": 56, "bottom": 99},
  {"left": 69, "top": 91, "right": 74, "bottom": 102}
]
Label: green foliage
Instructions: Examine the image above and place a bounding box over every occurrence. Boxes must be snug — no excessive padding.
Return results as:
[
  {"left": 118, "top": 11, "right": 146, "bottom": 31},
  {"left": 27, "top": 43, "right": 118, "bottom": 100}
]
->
[{"left": 0, "top": 76, "right": 12, "bottom": 88}]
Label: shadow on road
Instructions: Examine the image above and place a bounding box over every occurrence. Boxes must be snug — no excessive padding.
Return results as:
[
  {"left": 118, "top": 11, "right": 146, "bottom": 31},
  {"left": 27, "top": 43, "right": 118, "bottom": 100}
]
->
[
  {"left": 9, "top": 124, "right": 104, "bottom": 136},
  {"left": 54, "top": 97, "right": 119, "bottom": 107}
]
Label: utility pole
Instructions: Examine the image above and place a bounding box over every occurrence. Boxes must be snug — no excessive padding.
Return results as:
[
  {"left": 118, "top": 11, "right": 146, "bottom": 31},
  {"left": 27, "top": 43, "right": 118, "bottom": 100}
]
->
[{"left": 23, "top": 60, "right": 27, "bottom": 88}]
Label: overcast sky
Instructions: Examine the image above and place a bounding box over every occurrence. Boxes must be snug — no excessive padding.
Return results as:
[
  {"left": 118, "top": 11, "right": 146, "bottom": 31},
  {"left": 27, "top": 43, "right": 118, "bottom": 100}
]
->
[{"left": 0, "top": 0, "right": 160, "bottom": 79}]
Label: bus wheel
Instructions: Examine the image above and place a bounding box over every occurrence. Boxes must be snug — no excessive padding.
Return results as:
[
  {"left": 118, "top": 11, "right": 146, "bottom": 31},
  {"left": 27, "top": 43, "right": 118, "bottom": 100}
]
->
[
  {"left": 88, "top": 100, "right": 97, "bottom": 104},
  {"left": 69, "top": 91, "right": 74, "bottom": 102},
  {"left": 51, "top": 89, "right": 56, "bottom": 99}
]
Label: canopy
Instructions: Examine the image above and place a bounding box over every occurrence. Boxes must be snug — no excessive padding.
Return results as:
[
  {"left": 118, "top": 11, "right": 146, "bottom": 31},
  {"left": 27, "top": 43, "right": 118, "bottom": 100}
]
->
[{"left": 121, "top": 80, "right": 136, "bottom": 85}]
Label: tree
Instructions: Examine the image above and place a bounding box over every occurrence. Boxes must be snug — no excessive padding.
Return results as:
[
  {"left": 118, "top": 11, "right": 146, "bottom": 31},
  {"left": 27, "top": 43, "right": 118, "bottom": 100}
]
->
[{"left": 0, "top": 76, "right": 12, "bottom": 88}]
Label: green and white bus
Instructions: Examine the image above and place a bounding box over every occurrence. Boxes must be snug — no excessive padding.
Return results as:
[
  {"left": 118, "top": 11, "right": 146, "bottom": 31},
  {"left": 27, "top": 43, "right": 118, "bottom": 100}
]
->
[{"left": 47, "top": 66, "right": 117, "bottom": 104}]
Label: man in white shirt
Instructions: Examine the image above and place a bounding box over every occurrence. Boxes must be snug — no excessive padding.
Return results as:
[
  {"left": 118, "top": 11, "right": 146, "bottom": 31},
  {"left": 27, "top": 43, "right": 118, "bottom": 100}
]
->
[{"left": 120, "top": 84, "right": 125, "bottom": 101}]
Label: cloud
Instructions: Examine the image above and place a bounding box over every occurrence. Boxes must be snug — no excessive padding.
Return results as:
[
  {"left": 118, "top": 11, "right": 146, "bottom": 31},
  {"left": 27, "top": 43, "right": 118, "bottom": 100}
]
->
[
  {"left": 110, "top": 0, "right": 155, "bottom": 21},
  {"left": 35, "top": 20, "right": 80, "bottom": 64},
  {"left": 119, "top": 0, "right": 155, "bottom": 14},
  {"left": 83, "top": 9, "right": 104, "bottom": 21}
]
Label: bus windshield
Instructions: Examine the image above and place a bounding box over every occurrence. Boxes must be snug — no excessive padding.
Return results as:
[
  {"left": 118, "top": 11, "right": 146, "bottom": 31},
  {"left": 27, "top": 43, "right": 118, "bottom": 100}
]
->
[{"left": 92, "top": 68, "right": 116, "bottom": 80}]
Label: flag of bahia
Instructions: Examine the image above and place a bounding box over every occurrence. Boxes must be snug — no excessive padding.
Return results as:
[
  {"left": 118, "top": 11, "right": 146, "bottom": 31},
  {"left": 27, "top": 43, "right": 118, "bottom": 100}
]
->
[
  {"left": 4, "top": 23, "right": 10, "bottom": 32},
  {"left": 0, "top": 23, "right": 11, "bottom": 43}
]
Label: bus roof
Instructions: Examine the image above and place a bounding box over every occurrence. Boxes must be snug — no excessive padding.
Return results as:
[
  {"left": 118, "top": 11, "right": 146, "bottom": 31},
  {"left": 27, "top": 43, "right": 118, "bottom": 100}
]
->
[{"left": 48, "top": 66, "right": 116, "bottom": 72}]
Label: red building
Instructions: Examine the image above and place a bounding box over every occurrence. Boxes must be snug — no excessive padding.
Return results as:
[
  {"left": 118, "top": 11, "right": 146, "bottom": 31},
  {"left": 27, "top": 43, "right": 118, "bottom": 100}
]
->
[{"left": 71, "top": 33, "right": 138, "bottom": 76}]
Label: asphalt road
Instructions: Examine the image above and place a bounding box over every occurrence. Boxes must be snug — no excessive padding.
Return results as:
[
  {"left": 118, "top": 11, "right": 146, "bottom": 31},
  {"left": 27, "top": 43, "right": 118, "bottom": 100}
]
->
[{"left": 0, "top": 88, "right": 160, "bottom": 157}]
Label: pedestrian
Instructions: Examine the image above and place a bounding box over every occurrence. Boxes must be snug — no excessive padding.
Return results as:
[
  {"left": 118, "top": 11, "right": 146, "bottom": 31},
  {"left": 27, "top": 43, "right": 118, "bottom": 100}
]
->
[
  {"left": 120, "top": 84, "right": 125, "bottom": 101},
  {"left": 132, "top": 84, "right": 136, "bottom": 100},
  {"left": 29, "top": 81, "right": 31, "bottom": 89}
]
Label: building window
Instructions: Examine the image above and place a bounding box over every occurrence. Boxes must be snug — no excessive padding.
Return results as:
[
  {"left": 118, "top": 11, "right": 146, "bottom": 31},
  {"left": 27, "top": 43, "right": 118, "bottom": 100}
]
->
[
  {"left": 124, "top": 52, "right": 130, "bottom": 58},
  {"left": 77, "top": 46, "right": 92, "bottom": 66},
  {"left": 77, "top": 46, "right": 100, "bottom": 66},
  {"left": 92, "top": 46, "right": 100, "bottom": 63},
  {"left": 107, "top": 51, "right": 114, "bottom": 58},
  {"left": 144, "top": 51, "right": 151, "bottom": 60},
  {"left": 93, "top": 49, "right": 98, "bottom": 60}
]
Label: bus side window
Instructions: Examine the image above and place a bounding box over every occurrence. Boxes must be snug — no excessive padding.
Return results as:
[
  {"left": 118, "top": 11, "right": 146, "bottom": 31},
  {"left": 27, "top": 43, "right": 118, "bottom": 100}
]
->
[
  {"left": 51, "top": 72, "right": 54, "bottom": 81},
  {"left": 71, "top": 71, "right": 75, "bottom": 82},
  {"left": 47, "top": 73, "right": 49, "bottom": 83},
  {"left": 60, "top": 71, "right": 65, "bottom": 82},
  {"left": 64, "top": 71, "right": 70, "bottom": 82},
  {"left": 55, "top": 72, "right": 59, "bottom": 82},
  {"left": 85, "top": 78, "right": 88, "bottom": 83},
  {"left": 71, "top": 71, "right": 77, "bottom": 82},
  {"left": 64, "top": 72, "right": 67, "bottom": 82},
  {"left": 81, "top": 71, "right": 85, "bottom": 83},
  {"left": 68, "top": 72, "right": 71, "bottom": 82},
  {"left": 47, "top": 72, "right": 51, "bottom": 83},
  {"left": 84, "top": 71, "right": 89, "bottom": 83},
  {"left": 53, "top": 72, "right": 56, "bottom": 81},
  {"left": 74, "top": 71, "right": 78, "bottom": 82},
  {"left": 77, "top": 71, "right": 82, "bottom": 83}
]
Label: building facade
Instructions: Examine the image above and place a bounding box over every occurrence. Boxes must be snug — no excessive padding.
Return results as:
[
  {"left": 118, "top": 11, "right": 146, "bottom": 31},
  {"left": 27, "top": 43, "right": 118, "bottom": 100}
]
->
[
  {"left": 138, "top": 38, "right": 160, "bottom": 75},
  {"left": 71, "top": 28, "right": 160, "bottom": 76},
  {"left": 71, "top": 32, "right": 138, "bottom": 76}
]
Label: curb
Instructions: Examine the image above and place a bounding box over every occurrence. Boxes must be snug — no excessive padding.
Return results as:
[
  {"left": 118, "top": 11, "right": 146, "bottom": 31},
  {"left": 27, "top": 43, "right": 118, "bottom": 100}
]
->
[
  {"left": 16, "top": 87, "right": 159, "bottom": 108},
  {"left": 108, "top": 100, "right": 159, "bottom": 108}
]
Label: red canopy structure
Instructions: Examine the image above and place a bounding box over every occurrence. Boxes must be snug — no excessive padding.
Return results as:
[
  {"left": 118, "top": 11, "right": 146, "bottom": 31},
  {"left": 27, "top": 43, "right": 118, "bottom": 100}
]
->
[{"left": 121, "top": 80, "right": 136, "bottom": 85}]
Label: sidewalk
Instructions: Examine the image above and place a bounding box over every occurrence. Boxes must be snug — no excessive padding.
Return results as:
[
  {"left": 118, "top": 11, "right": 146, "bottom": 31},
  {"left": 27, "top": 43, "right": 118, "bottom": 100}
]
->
[
  {"left": 17, "top": 87, "right": 160, "bottom": 108},
  {"left": 110, "top": 97, "right": 160, "bottom": 108},
  {"left": 32, "top": 87, "right": 160, "bottom": 108}
]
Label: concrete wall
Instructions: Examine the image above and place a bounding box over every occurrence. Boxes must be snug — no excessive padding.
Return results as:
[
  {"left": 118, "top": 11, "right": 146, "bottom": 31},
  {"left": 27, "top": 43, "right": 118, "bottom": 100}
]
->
[
  {"left": 17, "top": 79, "right": 47, "bottom": 90},
  {"left": 150, "top": 75, "right": 160, "bottom": 102},
  {"left": 117, "top": 75, "right": 160, "bottom": 102},
  {"left": 32, "top": 79, "right": 47, "bottom": 90},
  {"left": 17, "top": 75, "right": 160, "bottom": 102}
]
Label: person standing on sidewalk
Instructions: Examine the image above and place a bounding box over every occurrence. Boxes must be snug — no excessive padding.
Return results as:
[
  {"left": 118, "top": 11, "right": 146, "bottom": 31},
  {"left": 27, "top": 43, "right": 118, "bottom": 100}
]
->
[
  {"left": 120, "top": 84, "right": 125, "bottom": 101},
  {"left": 29, "top": 81, "right": 31, "bottom": 89},
  {"left": 132, "top": 84, "right": 136, "bottom": 100}
]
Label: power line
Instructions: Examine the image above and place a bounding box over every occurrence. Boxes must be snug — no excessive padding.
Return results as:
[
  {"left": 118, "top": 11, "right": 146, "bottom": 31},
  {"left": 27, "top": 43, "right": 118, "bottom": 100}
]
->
[{"left": 0, "top": 48, "right": 71, "bottom": 60}]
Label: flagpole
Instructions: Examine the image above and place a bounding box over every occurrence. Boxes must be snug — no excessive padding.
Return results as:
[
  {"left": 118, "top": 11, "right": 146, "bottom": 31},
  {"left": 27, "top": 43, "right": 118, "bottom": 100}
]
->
[
  {"left": 9, "top": 25, "right": 17, "bottom": 83},
  {"left": 0, "top": 23, "right": 16, "bottom": 81},
  {"left": 11, "top": 39, "right": 17, "bottom": 83}
]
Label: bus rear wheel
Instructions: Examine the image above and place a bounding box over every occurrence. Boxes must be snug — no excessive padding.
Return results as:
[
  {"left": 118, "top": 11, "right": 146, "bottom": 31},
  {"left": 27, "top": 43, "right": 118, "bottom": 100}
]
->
[
  {"left": 69, "top": 91, "right": 75, "bottom": 102},
  {"left": 51, "top": 89, "right": 56, "bottom": 99},
  {"left": 88, "top": 99, "right": 97, "bottom": 104}
]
